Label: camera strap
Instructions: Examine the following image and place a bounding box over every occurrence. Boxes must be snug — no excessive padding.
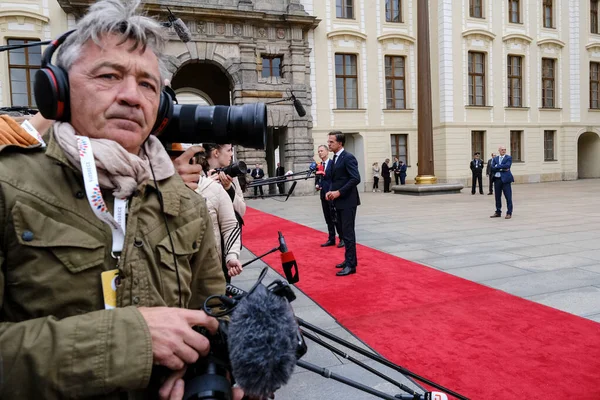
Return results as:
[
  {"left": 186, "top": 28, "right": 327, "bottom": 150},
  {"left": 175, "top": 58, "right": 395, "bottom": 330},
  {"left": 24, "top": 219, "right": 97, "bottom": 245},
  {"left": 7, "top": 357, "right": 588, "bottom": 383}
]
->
[{"left": 76, "top": 136, "right": 127, "bottom": 254}]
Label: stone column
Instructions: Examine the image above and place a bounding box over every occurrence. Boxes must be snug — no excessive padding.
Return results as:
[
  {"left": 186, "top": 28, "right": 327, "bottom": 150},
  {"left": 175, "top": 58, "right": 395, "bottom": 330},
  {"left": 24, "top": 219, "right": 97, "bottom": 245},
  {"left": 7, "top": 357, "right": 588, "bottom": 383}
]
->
[{"left": 415, "top": 0, "right": 436, "bottom": 184}]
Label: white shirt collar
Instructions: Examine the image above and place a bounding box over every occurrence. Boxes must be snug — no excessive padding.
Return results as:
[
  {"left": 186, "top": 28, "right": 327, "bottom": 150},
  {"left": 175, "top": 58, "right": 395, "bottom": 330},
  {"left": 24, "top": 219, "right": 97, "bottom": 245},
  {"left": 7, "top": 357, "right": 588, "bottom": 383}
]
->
[{"left": 335, "top": 148, "right": 344, "bottom": 157}]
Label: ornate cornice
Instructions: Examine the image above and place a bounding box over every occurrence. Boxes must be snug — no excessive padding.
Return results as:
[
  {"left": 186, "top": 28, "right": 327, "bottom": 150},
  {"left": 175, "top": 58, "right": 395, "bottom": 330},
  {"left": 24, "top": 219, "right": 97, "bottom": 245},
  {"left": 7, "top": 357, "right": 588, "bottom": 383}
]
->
[
  {"left": 327, "top": 29, "right": 367, "bottom": 41},
  {"left": 502, "top": 33, "right": 533, "bottom": 44},
  {"left": 586, "top": 42, "right": 600, "bottom": 52},
  {"left": 377, "top": 33, "right": 415, "bottom": 44},
  {"left": 462, "top": 29, "right": 496, "bottom": 41},
  {"left": 537, "top": 38, "right": 565, "bottom": 48},
  {"left": 0, "top": 9, "right": 49, "bottom": 24}
]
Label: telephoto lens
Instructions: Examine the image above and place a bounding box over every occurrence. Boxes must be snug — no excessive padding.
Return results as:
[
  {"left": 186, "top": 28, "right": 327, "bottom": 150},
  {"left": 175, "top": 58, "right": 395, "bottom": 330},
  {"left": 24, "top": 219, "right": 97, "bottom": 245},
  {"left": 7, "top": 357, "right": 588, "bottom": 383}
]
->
[
  {"left": 213, "top": 161, "right": 247, "bottom": 178},
  {"left": 160, "top": 103, "right": 266, "bottom": 150}
]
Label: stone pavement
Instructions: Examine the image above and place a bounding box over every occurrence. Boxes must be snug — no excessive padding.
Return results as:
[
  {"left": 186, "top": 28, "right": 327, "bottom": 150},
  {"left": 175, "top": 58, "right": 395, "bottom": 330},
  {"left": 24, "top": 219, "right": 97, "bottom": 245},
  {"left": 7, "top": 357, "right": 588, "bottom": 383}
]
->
[{"left": 233, "top": 179, "right": 600, "bottom": 399}]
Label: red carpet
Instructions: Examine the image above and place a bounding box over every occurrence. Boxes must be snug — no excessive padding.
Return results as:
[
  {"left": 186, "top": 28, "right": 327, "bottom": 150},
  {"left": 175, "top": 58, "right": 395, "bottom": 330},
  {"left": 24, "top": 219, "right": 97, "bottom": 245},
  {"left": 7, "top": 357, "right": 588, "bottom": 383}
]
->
[{"left": 242, "top": 208, "right": 600, "bottom": 399}]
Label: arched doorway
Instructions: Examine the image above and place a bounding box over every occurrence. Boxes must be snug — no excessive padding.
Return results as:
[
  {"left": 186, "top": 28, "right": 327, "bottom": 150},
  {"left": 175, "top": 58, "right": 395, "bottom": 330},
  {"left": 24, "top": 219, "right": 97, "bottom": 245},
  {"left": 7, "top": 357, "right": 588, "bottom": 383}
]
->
[
  {"left": 577, "top": 132, "right": 600, "bottom": 179},
  {"left": 170, "top": 61, "right": 232, "bottom": 106}
]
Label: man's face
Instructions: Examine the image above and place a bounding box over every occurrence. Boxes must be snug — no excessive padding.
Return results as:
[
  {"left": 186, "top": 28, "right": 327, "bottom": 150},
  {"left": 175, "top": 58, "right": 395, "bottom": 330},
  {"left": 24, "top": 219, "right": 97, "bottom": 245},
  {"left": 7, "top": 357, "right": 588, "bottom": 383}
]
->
[
  {"left": 68, "top": 34, "right": 161, "bottom": 154},
  {"left": 498, "top": 147, "right": 507, "bottom": 156},
  {"left": 255, "top": 164, "right": 259, "bottom": 169},
  {"left": 491, "top": 153, "right": 495, "bottom": 158},
  {"left": 327, "top": 135, "right": 341, "bottom": 153},
  {"left": 475, "top": 154, "right": 480, "bottom": 160},
  {"left": 317, "top": 146, "right": 328, "bottom": 159}
]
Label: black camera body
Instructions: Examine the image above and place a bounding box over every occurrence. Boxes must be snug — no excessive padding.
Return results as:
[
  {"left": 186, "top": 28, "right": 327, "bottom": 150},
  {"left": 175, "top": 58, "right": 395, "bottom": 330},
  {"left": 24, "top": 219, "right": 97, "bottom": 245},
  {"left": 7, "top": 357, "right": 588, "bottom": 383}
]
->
[{"left": 212, "top": 161, "right": 247, "bottom": 178}]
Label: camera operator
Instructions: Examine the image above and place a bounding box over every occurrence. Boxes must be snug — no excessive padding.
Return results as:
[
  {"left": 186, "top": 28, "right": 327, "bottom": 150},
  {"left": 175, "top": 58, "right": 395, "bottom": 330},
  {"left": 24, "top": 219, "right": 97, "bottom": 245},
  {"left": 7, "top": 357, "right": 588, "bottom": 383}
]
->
[{"left": 0, "top": 1, "right": 242, "bottom": 399}]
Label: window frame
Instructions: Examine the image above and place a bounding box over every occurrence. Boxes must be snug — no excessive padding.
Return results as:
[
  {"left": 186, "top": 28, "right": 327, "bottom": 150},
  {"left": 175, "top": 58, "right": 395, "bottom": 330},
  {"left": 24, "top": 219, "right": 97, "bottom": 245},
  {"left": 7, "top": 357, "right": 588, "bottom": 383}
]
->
[
  {"left": 543, "top": 0, "right": 554, "bottom": 28},
  {"left": 471, "top": 131, "right": 485, "bottom": 158},
  {"left": 591, "top": 61, "right": 600, "bottom": 109},
  {"left": 7, "top": 37, "right": 41, "bottom": 107},
  {"left": 261, "top": 55, "right": 283, "bottom": 78},
  {"left": 542, "top": 58, "right": 556, "bottom": 108},
  {"left": 468, "top": 51, "right": 486, "bottom": 106},
  {"left": 384, "top": 55, "right": 407, "bottom": 110},
  {"left": 544, "top": 130, "right": 557, "bottom": 161},
  {"left": 336, "top": 0, "right": 354, "bottom": 19},
  {"left": 390, "top": 134, "right": 408, "bottom": 165},
  {"left": 510, "top": 130, "right": 523, "bottom": 162},
  {"left": 335, "top": 53, "right": 359, "bottom": 109},
  {"left": 507, "top": 55, "right": 523, "bottom": 108},
  {"left": 509, "top": 0, "right": 521, "bottom": 24},
  {"left": 593, "top": 0, "right": 599, "bottom": 34},
  {"left": 469, "top": 0, "right": 483, "bottom": 19},
  {"left": 385, "top": 0, "right": 402, "bottom": 23}
]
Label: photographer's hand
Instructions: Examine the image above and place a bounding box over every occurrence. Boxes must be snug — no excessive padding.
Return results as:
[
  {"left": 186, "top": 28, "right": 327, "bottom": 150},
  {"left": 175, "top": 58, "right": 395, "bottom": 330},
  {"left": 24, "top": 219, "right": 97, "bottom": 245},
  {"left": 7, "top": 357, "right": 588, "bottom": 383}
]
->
[
  {"left": 218, "top": 172, "right": 233, "bottom": 190},
  {"left": 138, "top": 307, "right": 218, "bottom": 371},
  {"left": 226, "top": 259, "right": 243, "bottom": 277},
  {"left": 159, "top": 368, "right": 246, "bottom": 400},
  {"left": 173, "top": 146, "right": 205, "bottom": 190}
]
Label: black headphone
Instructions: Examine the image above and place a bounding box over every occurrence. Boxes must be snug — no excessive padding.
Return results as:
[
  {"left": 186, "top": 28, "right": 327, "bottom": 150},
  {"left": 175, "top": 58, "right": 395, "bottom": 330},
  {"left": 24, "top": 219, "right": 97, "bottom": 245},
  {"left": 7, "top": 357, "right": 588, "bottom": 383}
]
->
[{"left": 33, "top": 29, "right": 174, "bottom": 135}]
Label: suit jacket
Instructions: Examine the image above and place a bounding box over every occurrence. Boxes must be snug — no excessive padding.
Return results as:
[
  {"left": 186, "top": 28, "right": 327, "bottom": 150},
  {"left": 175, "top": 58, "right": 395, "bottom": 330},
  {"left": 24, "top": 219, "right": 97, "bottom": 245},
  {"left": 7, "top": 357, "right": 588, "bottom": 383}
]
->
[
  {"left": 399, "top": 164, "right": 407, "bottom": 176},
  {"left": 491, "top": 155, "right": 515, "bottom": 183},
  {"left": 470, "top": 159, "right": 484, "bottom": 174},
  {"left": 381, "top": 162, "right": 391, "bottom": 178},
  {"left": 327, "top": 150, "right": 361, "bottom": 209},
  {"left": 486, "top": 158, "right": 493, "bottom": 175},
  {"left": 316, "top": 159, "right": 332, "bottom": 200},
  {"left": 276, "top": 166, "right": 285, "bottom": 177},
  {"left": 250, "top": 168, "right": 265, "bottom": 180}
]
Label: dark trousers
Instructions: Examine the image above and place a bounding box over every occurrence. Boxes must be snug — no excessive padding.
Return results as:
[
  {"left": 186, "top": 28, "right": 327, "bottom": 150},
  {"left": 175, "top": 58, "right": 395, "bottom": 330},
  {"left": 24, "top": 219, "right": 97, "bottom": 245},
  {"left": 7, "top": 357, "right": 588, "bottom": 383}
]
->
[
  {"left": 253, "top": 185, "right": 263, "bottom": 196},
  {"left": 321, "top": 198, "right": 339, "bottom": 242},
  {"left": 373, "top": 176, "right": 379, "bottom": 190},
  {"left": 277, "top": 182, "right": 285, "bottom": 194},
  {"left": 383, "top": 177, "right": 391, "bottom": 192},
  {"left": 494, "top": 178, "right": 513, "bottom": 215},
  {"left": 488, "top": 175, "right": 493, "bottom": 194},
  {"left": 400, "top": 173, "right": 406, "bottom": 185},
  {"left": 394, "top": 173, "right": 400, "bottom": 185},
  {"left": 336, "top": 207, "right": 357, "bottom": 268},
  {"left": 472, "top": 173, "right": 483, "bottom": 194}
]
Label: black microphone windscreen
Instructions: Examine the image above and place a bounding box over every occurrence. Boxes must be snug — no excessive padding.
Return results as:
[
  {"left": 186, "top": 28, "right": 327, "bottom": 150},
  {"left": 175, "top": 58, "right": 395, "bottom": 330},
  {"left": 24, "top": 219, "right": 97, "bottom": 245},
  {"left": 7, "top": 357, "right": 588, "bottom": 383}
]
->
[
  {"left": 293, "top": 98, "right": 306, "bottom": 117},
  {"left": 172, "top": 18, "right": 191, "bottom": 43},
  {"left": 228, "top": 285, "right": 298, "bottom": 398}
]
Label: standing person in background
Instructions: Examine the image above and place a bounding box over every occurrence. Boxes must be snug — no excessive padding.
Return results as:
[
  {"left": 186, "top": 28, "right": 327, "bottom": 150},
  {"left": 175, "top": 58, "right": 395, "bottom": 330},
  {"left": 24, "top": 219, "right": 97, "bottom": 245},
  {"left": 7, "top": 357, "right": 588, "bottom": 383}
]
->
[
  {"left": 276, "top": 162, "right": 285, "bottom": 194},
  {"left": 251, "top": 163, "right": 265, "bottom": 196},
  {"left": 398, "top": 160, "right": 407, "bottom": 185},
  {"left": 392, "top": 156, "right": 400, "bottom": 185},
  {"left": 326, "top": 132, "right": 361, "bottom": 276},
  {"left": 470, "top": 152, "right": 484, "bottom": 195},
  {"left": 486, "top": 152, "right": 495, "bottom": 195},
  {"left": 381, "top": 158, "right": 391, "bottom": 193},
  {"left": 316, "top": 145, "right": 342, "bottom": 247},
  {"left": 490, "top": 146, "right": 514, "bottom": 219},
  {"left": 372, "top": 162, "right": 380, "bottom": 192}
]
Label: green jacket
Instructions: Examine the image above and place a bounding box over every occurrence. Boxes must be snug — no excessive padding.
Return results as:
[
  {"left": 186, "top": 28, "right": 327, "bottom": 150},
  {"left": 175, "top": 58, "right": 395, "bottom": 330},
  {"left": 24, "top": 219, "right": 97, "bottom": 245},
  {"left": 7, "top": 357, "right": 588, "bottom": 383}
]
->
[{"left": 0, "top": 134, "right": 225, "bottom": 399}]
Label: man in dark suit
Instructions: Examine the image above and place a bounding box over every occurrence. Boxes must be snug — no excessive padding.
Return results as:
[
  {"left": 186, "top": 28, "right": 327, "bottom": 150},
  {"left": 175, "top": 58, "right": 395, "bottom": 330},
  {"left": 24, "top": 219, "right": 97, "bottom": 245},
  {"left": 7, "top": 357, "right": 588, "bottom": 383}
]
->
[
  {"left": 490, "top": 146, "right": 514, "bottom": 219},
  {"left": 470, "top": 152, "right": 484, "bottom": 195},
  {"left": 251, "top": 163, "right": 265, "bottom": 196},
  {"left": 315, "top": 145, "right": 343, "bottom": 248},
  {"left": 326, "top": 131, "right": 361, "bottom": 276},
  {"left": 398, "top": 160, "right": 407, "bottom": 185},
  {"left": 486, "top": 152, "right": 495, "bottom": 195},
  {"left": 276, "top": 162, "right": 285, "bottom": 194},
  {"left": 391, "top": 157, "right": 400, "bottom": 185},
  {"left": 381, "top": 158, "right": 391, "bottom": 192}
]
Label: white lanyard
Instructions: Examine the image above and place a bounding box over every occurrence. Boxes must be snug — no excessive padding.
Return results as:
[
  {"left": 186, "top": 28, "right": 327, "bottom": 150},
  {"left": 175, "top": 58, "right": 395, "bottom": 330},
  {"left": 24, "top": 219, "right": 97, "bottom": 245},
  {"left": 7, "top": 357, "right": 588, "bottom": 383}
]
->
[{"left": 76, "top": 136, "right": 127, "bottom": 254}]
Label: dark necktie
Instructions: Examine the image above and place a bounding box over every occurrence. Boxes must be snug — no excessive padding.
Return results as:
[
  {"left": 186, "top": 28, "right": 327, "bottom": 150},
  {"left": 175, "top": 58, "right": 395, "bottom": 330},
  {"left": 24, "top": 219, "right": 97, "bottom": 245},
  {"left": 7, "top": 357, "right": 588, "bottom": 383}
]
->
[{"left": 333, "top": 154, "right": 338, "bottom": 164}]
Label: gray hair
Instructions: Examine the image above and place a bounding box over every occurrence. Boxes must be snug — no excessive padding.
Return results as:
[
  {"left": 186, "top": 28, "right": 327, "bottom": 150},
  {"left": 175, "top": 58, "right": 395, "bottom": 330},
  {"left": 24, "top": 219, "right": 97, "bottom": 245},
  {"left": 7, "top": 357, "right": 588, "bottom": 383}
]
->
[
  {"left": 56, "top": 0, "right": 168, "bottom": 84},
  {"left": 318, "top": 145, "right": 328, "bottom": 151}
]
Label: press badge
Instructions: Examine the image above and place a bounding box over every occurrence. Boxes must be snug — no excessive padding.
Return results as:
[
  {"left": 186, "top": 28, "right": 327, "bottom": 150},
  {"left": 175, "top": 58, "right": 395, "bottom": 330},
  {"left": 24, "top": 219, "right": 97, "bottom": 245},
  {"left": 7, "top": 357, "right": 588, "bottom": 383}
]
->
[{"left": 101, "top": 269, "right": 120, "bottom": 309}]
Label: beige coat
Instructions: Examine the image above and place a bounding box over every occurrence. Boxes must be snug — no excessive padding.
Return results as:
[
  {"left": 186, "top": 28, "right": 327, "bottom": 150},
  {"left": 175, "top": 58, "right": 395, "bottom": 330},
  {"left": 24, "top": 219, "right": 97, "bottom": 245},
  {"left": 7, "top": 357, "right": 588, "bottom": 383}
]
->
[
  {"left": 196, "top": 176, "right": 242, "bottom": 263},
  {"left": 231, "top": 176, "right": 246, "bottom": 217}
]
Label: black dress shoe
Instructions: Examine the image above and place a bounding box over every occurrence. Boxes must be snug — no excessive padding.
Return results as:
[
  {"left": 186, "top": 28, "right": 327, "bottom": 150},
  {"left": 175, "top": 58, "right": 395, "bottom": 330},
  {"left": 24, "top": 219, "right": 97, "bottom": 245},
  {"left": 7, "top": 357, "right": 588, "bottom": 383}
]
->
[
  {"left": 321, "top": 241, "right": 335, "bottom": 247},
  {"left": 336, "top": 266, "right": 356, "bottom": 276},
  {"left": 336, "top": 262, "right": 346, "bottom": 269},
  {"left": 337, "top": 240, "right": 345, "bottom": 248}
]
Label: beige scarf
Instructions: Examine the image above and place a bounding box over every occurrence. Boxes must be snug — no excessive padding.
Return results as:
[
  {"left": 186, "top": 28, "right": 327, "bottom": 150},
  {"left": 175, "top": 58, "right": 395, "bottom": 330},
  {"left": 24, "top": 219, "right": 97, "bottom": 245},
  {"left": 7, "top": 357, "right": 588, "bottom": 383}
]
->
[{"left": 53, "top": 122, "right": 175, "bottom": 198}]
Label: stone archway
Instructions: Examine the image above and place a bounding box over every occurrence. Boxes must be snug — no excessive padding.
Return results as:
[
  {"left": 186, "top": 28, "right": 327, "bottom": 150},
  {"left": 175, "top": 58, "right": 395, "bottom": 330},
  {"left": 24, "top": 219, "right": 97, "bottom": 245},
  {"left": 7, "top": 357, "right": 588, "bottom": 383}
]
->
[
  {"left": 577, "top": 131, "right": 600, "bottom": 178},
  {"left": 170, "top": 61, "right": 233, "bottom": 106}
]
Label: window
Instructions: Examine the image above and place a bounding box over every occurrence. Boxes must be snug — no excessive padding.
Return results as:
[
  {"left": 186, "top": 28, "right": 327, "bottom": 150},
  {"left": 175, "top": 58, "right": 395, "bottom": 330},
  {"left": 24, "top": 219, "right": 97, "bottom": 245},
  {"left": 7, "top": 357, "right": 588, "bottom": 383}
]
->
[
  {"left": 591, "top": 62, "right": 600, "bottom": 109},
  {"left": 471, "top": 131, "right": 485, "bottom": 158},
  {"left": 335, "top": 54, "right": 358, "bottom": 109},
  {"left": 385, "top": 0, "right": 402, "bottom": 22},
  {"left": 385, "top": 56, "right": 406, "bottom": 109},
  {"left": 391, "top": 134, "right": 408, "bottom": 164},
  {"left": 468, "top": 52, "right": 486, "bottom": 106},
  {"left": 7, "top": 38, "right": 41, "bottom": 107},
  {"left": 543, "top": 0, "right": 553, "bottom": 28},
  {"left": 507, "top": 55, "right": 523, "bottom": 107},
  {"left": 544, "top": 130, "right": 556, "bottom": 161},
  {"left": 542, "top": 58, "right": 555, "bottom": 108},
  {"left": 509, "top": 0, "right": 520, "bottom": 23},
  {"left": 593, "top": 0, "right": 599, "bottom": 34},
  {"left": 470, "top": 0, "right": 483, "bottom": 18},
  {"left": 510, "top": 130, "right": 523, "bottom": 162},
  {"left": 336, "top": 0, "right": 354, "bottom": 19},
  {"left": 261, "top": 56, "right": 282, "bottom": 78}
]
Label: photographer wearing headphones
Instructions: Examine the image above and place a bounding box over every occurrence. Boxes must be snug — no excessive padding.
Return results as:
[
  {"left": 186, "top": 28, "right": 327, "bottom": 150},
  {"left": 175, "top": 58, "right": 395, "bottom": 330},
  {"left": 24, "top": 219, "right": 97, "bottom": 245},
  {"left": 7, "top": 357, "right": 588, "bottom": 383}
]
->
[{"left": 0, "top": 0, "right": 241, "bottom": 399}]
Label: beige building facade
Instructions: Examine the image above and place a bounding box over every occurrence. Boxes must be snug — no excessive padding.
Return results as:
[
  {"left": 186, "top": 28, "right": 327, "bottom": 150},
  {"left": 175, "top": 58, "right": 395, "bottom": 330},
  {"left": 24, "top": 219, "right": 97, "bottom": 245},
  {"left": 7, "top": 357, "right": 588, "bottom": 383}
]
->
[{"left": 305, "top": 0, "right": 600, "bottom": 189}]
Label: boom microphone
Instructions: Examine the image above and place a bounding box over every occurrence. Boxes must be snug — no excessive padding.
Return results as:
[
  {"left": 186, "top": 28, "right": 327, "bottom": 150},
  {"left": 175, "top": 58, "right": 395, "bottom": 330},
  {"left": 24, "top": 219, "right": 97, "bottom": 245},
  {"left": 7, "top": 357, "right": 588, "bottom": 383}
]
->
[
  {"left": 167, "top": 8, "right": 191, "bottom": 43},
  {"left": 278, "top": 232, "right": 299, "bottom": 284},
  {"left": 293, "top": 98, "right": 306, "bottom": 117},
  {"left": 228, "top": 285, "right": 300, "bottom": 399}
]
